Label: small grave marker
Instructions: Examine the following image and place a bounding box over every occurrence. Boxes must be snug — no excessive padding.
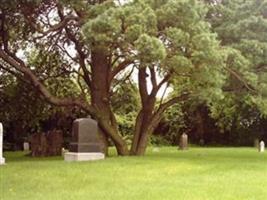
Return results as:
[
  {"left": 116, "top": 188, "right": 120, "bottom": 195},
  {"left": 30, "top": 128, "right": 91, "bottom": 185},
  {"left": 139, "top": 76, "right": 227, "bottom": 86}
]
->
[
  {"left": 0, "top": 122, "right": 6, "bottom": 165},
  {"left": 179, "top": 133, "right": 188, "bottom": 150},
  {"left": 259, "top": 141, "right": 265, "bottom": 153},
  {"left": 23, "top": 142, "right": 30, "bottom": 151}
]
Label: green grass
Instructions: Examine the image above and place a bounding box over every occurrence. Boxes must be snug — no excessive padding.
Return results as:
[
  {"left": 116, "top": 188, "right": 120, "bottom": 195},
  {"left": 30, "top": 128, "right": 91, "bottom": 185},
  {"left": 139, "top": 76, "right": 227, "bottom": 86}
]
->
[{"left": 1, "top": 147, "right": 267, "bottom": 200}]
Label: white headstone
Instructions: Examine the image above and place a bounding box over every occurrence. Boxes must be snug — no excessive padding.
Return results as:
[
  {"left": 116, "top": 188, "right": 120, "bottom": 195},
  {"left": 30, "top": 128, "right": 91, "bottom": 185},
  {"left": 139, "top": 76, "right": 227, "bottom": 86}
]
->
[
  {"left": 259, "top": 141, "right": 265, "bottom": 153},
  {"left": 0, "top": 122, "right": 6, "bottom": 165},
  {"left": 152, "top": 147, "right": 160, "bottom": 152},
  {"left": 23, "top": 142, "right": 30, "bottom": 151}
]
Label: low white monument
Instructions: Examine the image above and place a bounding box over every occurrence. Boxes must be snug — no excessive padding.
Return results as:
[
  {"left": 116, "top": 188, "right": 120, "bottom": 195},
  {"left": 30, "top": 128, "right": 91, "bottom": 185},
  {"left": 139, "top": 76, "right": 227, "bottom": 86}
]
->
[
  {"left": 0, "top": 122, "right": 6, "bottom": 165},
  {"left": 152, "top": 147, "right": 160, "bottom": 152},
  {"left": 259, "top": 141, "right": 265, "bottom": 153},
  {"left": 23, "top": 142, "right": 30, "bottom": 151}
]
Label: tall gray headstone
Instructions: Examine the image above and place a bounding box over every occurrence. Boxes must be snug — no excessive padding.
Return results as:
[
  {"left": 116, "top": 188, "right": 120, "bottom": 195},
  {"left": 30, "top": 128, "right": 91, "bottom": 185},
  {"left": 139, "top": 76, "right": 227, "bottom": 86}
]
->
[
  {"left": 0, "top": 122, "right": 6, "bottom": 165},
  {"left": 64, "top": 118, "right": 105, "bottom": 161}
]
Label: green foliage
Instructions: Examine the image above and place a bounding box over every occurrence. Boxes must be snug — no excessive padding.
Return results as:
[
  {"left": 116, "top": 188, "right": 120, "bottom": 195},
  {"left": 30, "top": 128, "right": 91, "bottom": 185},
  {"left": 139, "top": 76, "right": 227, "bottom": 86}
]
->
[
  {"left": 163, "top": 103, "right": 186, "bottom": 144},
  {"left": 159, "top": 0, "right": 267, "bottom": 146},
  {"left": 154, "top": 0, "right": 227, "bottom": 104},
  {"left": 111, "top": 80, "right": 140, "bottom": 137},
  {"left": 26, "top": 48, "right": 81, "bottom": 99},
  {"left": 0, "top": 70, "right": 83, "bottom": 139},
  {"left": 0, "top": 76, "right": 48, "bottom": 131},
  {"left": 115, "top": 112, "right": 136, "bottom": 137},
  {"left": 165, "top": 28, "right": 190, "bottom": 51},
  {"left": 156, "top": 0, "right": 207, "bottom": 31},
  {"left": 203, "top": 0, "right": 267, "bottom": 131},
  {"left": 82, "top": 0, "right": 158, "bottom": 51},
  {"left": 135, "top": 34, "right": 166, "bottom": 63},
  {"left": 148, "top": 135, "right": 171, "bottom": 146},
  {"left": 83, "top": 8, "right": 121, "bottom": 48}
]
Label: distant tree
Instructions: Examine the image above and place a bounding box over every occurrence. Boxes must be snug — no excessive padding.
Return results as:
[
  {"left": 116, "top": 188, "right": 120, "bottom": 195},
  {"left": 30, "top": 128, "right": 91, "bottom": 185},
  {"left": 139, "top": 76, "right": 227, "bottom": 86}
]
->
[{"left": 202, "top": 0, "right": 267, "bottom": 132}]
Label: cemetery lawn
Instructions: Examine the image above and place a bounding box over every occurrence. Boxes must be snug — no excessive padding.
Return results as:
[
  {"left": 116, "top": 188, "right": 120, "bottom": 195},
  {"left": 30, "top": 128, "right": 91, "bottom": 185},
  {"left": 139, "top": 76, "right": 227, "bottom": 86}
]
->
[{"left": 1, "top": 147, "right": 267, "bottom": 200}]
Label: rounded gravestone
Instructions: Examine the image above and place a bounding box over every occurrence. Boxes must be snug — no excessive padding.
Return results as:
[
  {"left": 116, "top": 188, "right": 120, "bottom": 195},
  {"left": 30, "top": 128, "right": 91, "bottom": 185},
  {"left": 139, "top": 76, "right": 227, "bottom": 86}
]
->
[{"left": 179, "top": 133, "right": 188, "bottom": 150}]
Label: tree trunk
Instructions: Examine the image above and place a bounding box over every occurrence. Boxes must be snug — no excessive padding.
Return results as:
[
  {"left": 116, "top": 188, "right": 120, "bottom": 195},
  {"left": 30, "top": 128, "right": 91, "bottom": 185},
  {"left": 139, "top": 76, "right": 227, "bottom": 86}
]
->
[
  {"left": 130, "top": 94, "right": 182, "bottom": 155},
  {"left": 97, "top": 118, "right": 129, "bottom": 155},
  {"left": 135, "top": 128, "right": 152, "bottom": 156},
  {"left": 98, "top": 127, "right": 109, "bottom": 155},
  {"left": 130, "top": 111, "right": 144, "bottom": 154},
  {"left": 130, "top": 98, "right": 158, "bottom": 155},
  {"left": 131, "top": 111, "right": 160, "bottom": 155},
  {"left": 91, "top": 50, "right": 129, "bottom": 155},
  {"left": 130, "top": 67, "right": 159, "bottom": 155}
]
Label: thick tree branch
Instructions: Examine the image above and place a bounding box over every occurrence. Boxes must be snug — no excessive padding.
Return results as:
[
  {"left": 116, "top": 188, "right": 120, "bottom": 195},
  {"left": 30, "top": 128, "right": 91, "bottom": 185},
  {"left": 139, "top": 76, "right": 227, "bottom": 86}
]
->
[
  {"left": 109, "top": 59, "right": 133, "bottom": 82},
  {"left": 149, "top": 67, "right": 157, "bottom": 89},
  {"left": 150, "top": 72, "right": 172, "bottom": 97},
  {"left": 112, "top": 65, "right": 135, "bottom": 89},
  {"left": 24, "top": 13, "right": 79, "bottom": 37},
  {"left": 0, "top": 12, "right": 8, "bottom": 50},
  {"left": 57, "top": 6, "right": 92, "bottom": 90},
  {"left": 0, "top": 49, "right": 95, "bottom": 114},
  {"left": 224, "top": 66, "right": 257, "bottom": 93},
  {"left": 0, "top": 62, "right": 29, "bottom": 84},
  {"left": 56, "top": 43, "right": 78, "bottom": 62},
  {"left": 77, "top": 72, "right": 89, "bottom": 103},
  {"left": 156, "top": 92, "right": 190, "bottom": 116},
  {"left": 159, "top": 82, "right": 169, "bottom": 106},
  {"left": 255, "top": 64, "right": 267, "bottom": 72},
  {"left": 138, "top": 67, "right": 149, "bottom": 106}
]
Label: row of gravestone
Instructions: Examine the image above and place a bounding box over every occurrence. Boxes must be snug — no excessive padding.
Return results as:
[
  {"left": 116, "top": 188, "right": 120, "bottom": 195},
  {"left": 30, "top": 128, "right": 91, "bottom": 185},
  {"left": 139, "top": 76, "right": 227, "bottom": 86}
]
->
[
  {"left": 0, "top": 120, "right": 266, "bottom": 165},
  {"left": 0, "top": 118, "right": 104, "bottom": 164},
  {"left": 178, "top": 133, "right": 265, "bottom": 152},
  {"left": 25, "top": 118, "right": 104, "bottom": 160}
]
